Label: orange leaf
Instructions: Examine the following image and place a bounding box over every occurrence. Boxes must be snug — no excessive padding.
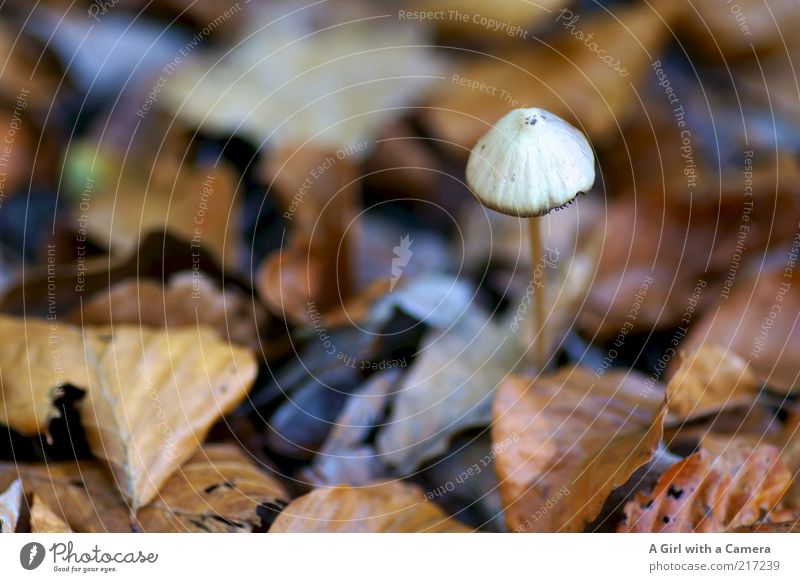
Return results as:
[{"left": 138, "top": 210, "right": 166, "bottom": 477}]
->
[
  {"left": 269, "top": 481, "right": 469, "bottom": 533},
  {"left": 493, "top": 367, "right": 666, "bottom": 532},
  {"left": 620, "top": 438, "right": 791, "bottom": 532}
]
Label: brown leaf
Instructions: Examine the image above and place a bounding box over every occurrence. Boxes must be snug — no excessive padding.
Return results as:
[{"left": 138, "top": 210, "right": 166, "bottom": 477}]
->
[
  {"left": 0, "top": 316, "right": 257, "bottom": 509},
  {"left": 84, "top": 159, "right": 240, "bottom": 266},
  {"left": 71, "top": 273, "right": 266, "bottom": 348},
  {"left": 0, "top": 479, "right": 23, "bottom": 533},
  {"left": 30, "top": 494, "right": 73, "bottom": 533},
  {"left": 664, "top": 405, "right": 783, "bottom": 456},
  {"left": 684, "top": 270, "right": 800, "bottom": 393},
  {"left": 269, "top": 481, "right": 470, "bottom": 532},
  {"left": 493, "top": 367, "right": 666, "bottom": 532},
  {"left": 0, "top": 230, "right": 226, "bottom": 319},
  {"left": 666, "top": 344, "right": 760, "bottom": 422},
  {"left": 136, "top": 444, "right": 289, "bottom": 532},
  {"left": 0, "top": 460, "right": 131, "bottom": 532},
  {"left": 424, "top": 1, "right": 678, "bottom": 151},
  {"left": 620, "top": 438, "right": 791, "bottom": 532},
  {"left": 410, "top": 0, "right": 568, "bottom": 39},
  {"left": 164, "top": 13, "right": 444, "bottom": 151},
  {"left": 734, "top": 521, "right": 800, "bottom": 533},
  {"left": 676, "top": 0, "right": 800, "bottom": 61}
]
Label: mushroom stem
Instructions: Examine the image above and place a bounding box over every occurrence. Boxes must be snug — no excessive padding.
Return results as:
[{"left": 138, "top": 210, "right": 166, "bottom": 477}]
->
[{"left": 528, "top": 217, "right": 547, "bottom": 370}]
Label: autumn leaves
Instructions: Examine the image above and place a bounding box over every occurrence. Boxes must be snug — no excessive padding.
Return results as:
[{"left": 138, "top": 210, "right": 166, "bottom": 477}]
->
[{"left": 0, "top": 317, "right": 257, "bottom": 511}]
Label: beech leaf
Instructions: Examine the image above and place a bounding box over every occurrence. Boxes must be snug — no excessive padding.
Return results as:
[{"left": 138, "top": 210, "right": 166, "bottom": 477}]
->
[
  {"left": 269, "top": 481, "right": 470, "bottom": 533},
  {"left": 31, "top": 494, "right": 73, "bottom": 533},
  {"left": 136, "top": 444, "right": 289, "bottom": 532},
  {"left": 492, "top": 367, "right": 666, "bottom": 532},
  {"left": 0, "top": 315, "right": 258, "bottom": 510},
  {"left": 620, "top": 438, "right": 791, "bottom": 532}
]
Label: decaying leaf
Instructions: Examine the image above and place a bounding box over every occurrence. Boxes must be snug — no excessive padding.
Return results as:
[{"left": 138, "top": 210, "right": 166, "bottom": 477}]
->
[
  {"left": 269, "top": 481, "right": 470, "bottom": 532},
  {"left": 0, "top": 479, "right": 23, "bottom": 533},
  {"left": 136, "top": 444, "right": 289, "bottom": 532},
  {"left": 410, "top": 0, "right": 568, "bottom": 39},
  {"left": 30, "top": 494, "right": 73, "bottom": 533},
  {"left": 684, "top": 270, "right": 800, "bottom": 393},
  {"left": 376, "top": 307, "right": 523, "bottom": 474},
  {"left": 424, "top": 1, "right": 678, "bottom": 150},
  {"left": 0, "top": 460, "right": 131, "bottom": 532},
  {"left": 676, "top": 0, "right": 800, "bottom": 60},
  {"left": 493, "top": 367, "right": 666, "bottom": 532},
  {"left": 301, "top": 369, "right": 399, "bottom": 487},
  {"left": 666, "top": 344, "right": 760, "bottom": 422},
  {"left": 164, "top": 7, "right": 444, "bottom": 151},
  {"left": 0, "top": 315, "right": 257, "bottom": 510},
  {"left": 84, "top": 159, "right": 241, "bottom": 266},
  {"left": 620, "top": 438, "right": 791, "bottom": 532},
  {"left": 734, "top": 521, "right": 800, "bottom": 533},
  {"left": 72, "top": 273, "right": 266, "bottom": 348}
]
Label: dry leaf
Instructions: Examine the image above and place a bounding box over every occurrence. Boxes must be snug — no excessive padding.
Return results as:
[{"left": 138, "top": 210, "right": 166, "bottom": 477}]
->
[
  {"left": 0, "top": 479, "right": 23, "bottom": 533},
  {"left": 0, "top": 315, "right": 257, "bottom": 510},
  {"left": 164, "top": 9, "right": 444, "bottom": 151},
  {"left": 72, "top": 273, "right": 266, "bottom": 348},
  {"left": 666, "top": 344, "right": 760, "bottom": 422},
  {"left": 376, "top": 307, "right": 524, "bottom": 474},
  {"left": 0, "top": 460, "right": 131, "bottom": 532},
  {"left": 410, "top": 0, "right": 568, "bottom": 39},
  {"left": 493, "top": 367, "right": 666, "bottom": 532},
  {"left": 735, "top": 521, "right": 800, "bottom": 533},
  {"left": 301, "top": 369, "right": 399, "bottom": 487},
  {"left": 676, "top": 0, "right": 800, "bottom": 61},
  {"left": 136, "top": 444, "right": 289, "bottom": 532},
  {"left": 258, "top": 146, "right": 359, "bottom": 321},
  {"left": 269, "top": 481, "right": 470, "bottom": 532},
  {"left": 0, "top": 230, "right": 226, "bottom": 319},
  {"left": 424, "top": 1, "right": 678, "bottom": 150},
  {"left": 84, "top": 160, "right": 240, "bottom": 266},
  {"left": 684, "top": 270, "right": 800, "bottom": 393},
  {"left": 31, "top": 494, "right": 73, "bottom": 533},
  {"left": 620, "top": 438, "right": 791, "bottom": 532}
]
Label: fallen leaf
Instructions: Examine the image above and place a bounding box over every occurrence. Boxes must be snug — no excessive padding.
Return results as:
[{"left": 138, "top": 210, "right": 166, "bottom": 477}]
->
[
  {"left": 0, "top": 479, "right": 23, "bottom": 532},
  {"left": 420, "top": 432, "right": 506, "bottom": 532},
  {"left": 620, "top": 438, "right": 791, "bottom": 532},
  {"left": 266, "top": 364, "right": 364, "bottom": 460},
  {"left": 84, "top": 159, "right": 241, "bottom": 266},
  {"left": 376, "top": 307, "right": 524, "bottom": 474},
  {"left": 269, "top": 481, "right": 470, "bottom": 532},
  {"left": 664, "top": 405, "right": 783, "bottom": 456},
  {"left": 676, "top": 0, "right": 800, "bottom": 61},
  {"left": 492, "top": 367, "right": 666, "bottom": 532},
  {"left": 164, "top": 9, "right": 444, "bottom": 151},
  {"left": 666, "top": 344, "right": 760, "bottom": 422},
  {"left": 301, "top": 369, "right": 399, "bottom": 487},
  {"left": 734, "top": 521, "right": 800, "bottom": 533},
  {"left": 136, "top": 444, "right": 289, "bottom": 532},
  {"left": 71, "top": 272, "right": 266, "bottom": 348},
  {"left": 424, "top": 0, "right": 678, "bottom": 151},
  {"left": 410, "top": 0, "right": 568, "bottom": 39},
  {"left": 0, "top": 460, "right": 131, "bottom": 532},
  {"left": 0, "top": 231, "right": 226, "bottom": 319},
  {"left": 30, "top": 494, "right": 73, "bottom": 533},
  {"left": 684, "top": 270, "right": 800, "bottom": 393},
  {"left": 0, "top": 315, "right": 258, "bottom": 510}
]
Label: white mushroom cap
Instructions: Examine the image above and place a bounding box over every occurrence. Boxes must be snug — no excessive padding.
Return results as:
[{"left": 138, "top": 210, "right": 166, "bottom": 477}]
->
[{"left": 466, "top": 108, "right": 595, "bottom": 217}]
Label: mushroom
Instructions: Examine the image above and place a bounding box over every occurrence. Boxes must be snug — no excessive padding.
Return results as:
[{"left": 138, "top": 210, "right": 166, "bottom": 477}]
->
[{"left": 466, "top": 107, "right": 595, "bottom": 369}]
